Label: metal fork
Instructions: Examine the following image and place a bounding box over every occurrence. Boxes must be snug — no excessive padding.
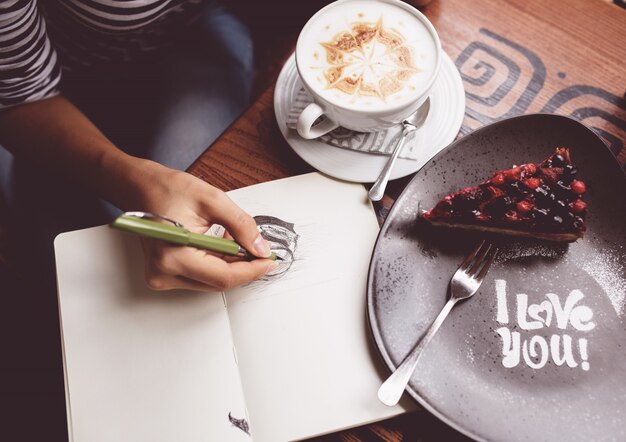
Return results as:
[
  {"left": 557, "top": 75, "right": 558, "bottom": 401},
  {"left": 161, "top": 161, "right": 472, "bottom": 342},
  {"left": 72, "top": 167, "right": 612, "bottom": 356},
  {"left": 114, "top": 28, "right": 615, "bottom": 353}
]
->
[{"left": 377, "top": 240, "right": 498, "bottom": 407}]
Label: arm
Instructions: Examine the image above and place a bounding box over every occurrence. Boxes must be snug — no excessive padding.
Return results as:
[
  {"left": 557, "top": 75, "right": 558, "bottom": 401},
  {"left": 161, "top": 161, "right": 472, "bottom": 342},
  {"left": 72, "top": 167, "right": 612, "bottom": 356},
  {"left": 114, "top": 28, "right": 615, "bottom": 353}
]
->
[
  {"left": 0, "top": 1, "right": 274, "bottom": 291},
  {"left": 0, "top": 96, "right": 276, "bottom": 291}
]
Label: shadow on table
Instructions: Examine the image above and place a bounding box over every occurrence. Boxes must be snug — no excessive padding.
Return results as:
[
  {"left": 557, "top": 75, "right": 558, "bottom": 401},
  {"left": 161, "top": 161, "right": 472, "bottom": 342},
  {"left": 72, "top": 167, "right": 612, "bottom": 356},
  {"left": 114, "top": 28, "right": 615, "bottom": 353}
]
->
[
  {"left": 0, "top": 266, "right": 68, "bottom": 441},
  {"left": 310, "top": 409, "right": 472, "bottom": 442}
]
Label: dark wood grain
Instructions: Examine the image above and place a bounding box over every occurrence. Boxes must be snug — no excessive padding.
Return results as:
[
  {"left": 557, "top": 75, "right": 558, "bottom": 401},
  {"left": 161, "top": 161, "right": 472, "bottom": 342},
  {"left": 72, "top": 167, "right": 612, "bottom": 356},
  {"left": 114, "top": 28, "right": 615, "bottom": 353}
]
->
[
  {"left": 187, "top": 1, "right": 626, "bottom": 440},
  {"left": 188, "top": 87, "right": 312, "bottom": 190}
]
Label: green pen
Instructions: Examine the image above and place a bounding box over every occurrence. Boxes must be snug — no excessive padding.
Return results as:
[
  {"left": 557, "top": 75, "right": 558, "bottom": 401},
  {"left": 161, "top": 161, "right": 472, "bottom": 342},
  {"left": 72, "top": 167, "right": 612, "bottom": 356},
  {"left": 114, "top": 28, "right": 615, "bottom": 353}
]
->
[{"left": 110, "top": 212, "right": 280, "bottom": 261}]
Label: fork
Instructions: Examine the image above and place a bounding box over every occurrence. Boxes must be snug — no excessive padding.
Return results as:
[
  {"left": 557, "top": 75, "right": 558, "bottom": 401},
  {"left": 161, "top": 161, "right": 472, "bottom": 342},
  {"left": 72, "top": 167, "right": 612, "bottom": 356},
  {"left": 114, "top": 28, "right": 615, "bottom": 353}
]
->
[{"left": 377, "top": 240, "right": 498, "bottom": 407}]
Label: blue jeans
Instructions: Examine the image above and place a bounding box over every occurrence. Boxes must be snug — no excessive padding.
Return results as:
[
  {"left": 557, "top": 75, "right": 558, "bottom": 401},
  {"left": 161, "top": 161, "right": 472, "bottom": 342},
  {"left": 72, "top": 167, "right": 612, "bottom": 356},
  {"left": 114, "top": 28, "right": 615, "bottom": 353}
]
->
[{"left": 0, "top": 5, "right": 254, "bottom": 283}]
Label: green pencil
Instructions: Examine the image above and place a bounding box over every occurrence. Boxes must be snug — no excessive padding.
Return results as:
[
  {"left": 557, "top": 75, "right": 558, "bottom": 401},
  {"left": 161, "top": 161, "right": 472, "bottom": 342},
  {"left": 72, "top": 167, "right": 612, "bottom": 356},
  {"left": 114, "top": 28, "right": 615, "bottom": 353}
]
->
[{"left": 110, "top": 213, "right": 280, "bottom": 261}]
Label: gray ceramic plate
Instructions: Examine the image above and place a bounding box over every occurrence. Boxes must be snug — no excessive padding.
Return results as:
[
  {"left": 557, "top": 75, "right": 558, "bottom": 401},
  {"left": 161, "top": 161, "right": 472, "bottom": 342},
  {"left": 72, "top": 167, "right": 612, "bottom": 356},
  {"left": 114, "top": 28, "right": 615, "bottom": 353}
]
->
[{"left": 367, "top": 114, "right": 626, "bottom": 441}]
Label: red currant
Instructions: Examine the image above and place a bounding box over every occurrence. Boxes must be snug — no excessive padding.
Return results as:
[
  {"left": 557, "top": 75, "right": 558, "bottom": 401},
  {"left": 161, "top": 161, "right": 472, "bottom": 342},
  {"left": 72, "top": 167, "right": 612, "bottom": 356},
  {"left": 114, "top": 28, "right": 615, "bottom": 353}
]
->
[
  {"left": 524, "top": 178, "right": 541, "bottom": 190},
  {"left": 504, "top": 167, "right": 522, "bottom": 182},
  {"left": 571, "top": 199, "right": 587, "bottom": 213},
  {"left": 491, "top": 173, "right": 505, "bottom": 186},
  {"left": 524, "top": 164, "right": 537, "bottom": 175},
  {"left": 516, "top": 200, "right": 534, "bottom": 213},
  {"left": 486, "top": 186, "right": 505, "bottom": 198},
  {"left": 571, "top": 180, "right": 586, "bottom": 194}
]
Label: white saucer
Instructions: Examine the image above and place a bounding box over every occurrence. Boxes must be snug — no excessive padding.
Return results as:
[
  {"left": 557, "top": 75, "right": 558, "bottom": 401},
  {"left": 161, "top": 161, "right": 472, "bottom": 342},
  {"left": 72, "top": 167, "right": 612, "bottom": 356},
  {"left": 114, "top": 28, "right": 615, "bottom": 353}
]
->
[{"left": 274, "top": 52, "right": 466, "bottom": 183}]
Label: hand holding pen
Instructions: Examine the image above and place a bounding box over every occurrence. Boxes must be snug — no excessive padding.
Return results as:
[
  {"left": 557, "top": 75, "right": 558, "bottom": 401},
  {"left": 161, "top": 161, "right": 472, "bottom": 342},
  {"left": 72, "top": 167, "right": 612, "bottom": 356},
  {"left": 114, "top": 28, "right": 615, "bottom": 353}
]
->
[
  {"left": 112, "top": 212, "right": 281, "bottom": 261},
  {"left": 115, "top": 169, "right": 277, "bottom": 292}
]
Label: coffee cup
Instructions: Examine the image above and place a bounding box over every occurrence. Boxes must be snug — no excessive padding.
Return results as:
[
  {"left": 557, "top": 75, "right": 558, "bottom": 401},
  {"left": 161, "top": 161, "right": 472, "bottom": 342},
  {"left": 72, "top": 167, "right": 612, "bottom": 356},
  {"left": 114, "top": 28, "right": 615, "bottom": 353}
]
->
[{"left": 295, "top": 0, "right": 442, "bottom": 139}]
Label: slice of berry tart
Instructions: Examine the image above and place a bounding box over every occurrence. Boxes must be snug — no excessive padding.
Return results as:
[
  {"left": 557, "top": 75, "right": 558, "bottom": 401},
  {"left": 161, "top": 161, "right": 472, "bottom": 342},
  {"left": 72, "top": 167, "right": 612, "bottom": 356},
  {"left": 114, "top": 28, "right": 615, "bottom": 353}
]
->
[{"left": 422, "top": 147, "right": 587, "bottom": 242}]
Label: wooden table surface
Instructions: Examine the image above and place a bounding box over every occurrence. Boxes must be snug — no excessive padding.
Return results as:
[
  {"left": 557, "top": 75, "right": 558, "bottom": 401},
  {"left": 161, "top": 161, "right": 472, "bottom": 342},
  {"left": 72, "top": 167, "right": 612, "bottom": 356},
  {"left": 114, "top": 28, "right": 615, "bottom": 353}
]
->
[{"left": 187, "top": 1, "right": 626, "bottom": 440}]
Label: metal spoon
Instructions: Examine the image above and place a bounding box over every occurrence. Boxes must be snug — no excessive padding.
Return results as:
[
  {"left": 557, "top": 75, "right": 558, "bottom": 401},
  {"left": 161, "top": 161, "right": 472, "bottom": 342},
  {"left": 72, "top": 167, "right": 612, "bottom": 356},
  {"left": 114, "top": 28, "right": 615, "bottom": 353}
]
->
[{"left": 368, "top": 98, "right": 431, "bottom": 201}]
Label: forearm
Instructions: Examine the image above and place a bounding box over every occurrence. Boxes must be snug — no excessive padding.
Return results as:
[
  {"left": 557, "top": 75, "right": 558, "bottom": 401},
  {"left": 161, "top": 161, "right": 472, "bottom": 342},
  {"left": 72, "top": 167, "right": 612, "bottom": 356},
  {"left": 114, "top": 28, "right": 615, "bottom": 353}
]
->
[{"left": 0, "top": 95, "right": 169, "bottom": 211}]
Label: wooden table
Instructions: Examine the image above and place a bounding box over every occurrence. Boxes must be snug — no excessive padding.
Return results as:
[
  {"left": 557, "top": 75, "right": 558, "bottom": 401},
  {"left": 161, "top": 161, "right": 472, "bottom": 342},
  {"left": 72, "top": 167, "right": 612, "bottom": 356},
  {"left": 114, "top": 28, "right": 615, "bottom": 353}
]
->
[{"left": 187, "top": 1, "right": 626, "bottom": 440}]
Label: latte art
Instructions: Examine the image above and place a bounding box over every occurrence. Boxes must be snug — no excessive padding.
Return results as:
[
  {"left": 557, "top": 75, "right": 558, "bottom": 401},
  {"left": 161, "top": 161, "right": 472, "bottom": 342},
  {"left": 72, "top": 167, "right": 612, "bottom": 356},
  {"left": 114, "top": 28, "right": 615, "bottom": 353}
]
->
[
  {"left": 297, "top": 0, "right": 439, "bottom": 111},
  {"left": 319, "top": 18, "right": 419, "bottom": 101},
  {"left": 295, "top": 0, "right": 441, "bottom": 136}
]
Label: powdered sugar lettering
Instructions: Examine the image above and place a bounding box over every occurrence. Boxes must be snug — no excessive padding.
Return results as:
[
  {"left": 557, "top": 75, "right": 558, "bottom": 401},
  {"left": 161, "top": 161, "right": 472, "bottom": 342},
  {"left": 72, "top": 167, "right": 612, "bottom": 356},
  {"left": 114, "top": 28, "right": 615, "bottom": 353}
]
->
[{"left": 494, "top": 279, "right": 594, "bottom": 371}]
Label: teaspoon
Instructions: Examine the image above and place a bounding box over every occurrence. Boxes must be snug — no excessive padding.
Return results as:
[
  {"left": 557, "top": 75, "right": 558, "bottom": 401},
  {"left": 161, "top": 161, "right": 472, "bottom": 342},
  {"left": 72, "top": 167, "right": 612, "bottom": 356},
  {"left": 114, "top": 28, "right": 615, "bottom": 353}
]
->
[{"left": 369, "top": 98, "right": 431, "bottom": 201}]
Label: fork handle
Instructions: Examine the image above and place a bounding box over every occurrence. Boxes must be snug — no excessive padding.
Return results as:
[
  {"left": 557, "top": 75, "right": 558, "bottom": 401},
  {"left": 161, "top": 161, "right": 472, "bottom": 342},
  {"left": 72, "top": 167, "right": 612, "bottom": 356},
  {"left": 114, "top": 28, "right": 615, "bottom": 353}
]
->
[{"left": 377, "top": 298, "right": 457, "bottom": 407}]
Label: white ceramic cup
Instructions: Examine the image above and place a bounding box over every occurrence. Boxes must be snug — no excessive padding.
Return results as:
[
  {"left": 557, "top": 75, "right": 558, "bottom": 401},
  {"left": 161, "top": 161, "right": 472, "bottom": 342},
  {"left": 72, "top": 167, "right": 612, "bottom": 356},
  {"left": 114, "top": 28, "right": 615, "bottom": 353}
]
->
[{"left": 295, "top": 0, "right": 442, "bottom": 139}]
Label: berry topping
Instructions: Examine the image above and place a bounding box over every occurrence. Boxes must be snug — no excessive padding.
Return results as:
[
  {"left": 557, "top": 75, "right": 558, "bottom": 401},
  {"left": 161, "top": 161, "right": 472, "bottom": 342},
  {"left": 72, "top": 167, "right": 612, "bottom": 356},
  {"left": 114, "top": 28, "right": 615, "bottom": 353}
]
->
[
  {"left": 535, "top": 185, "right": 549, "bottom": 197},
  {"left": 524, "top": 178, "right": 541, "bottom": 190},
  {"left": 516, "top": 200, "right": 534, "bottom": 213},
  {"left": 504, "top": 210, "right": 519, "bottom": 222},
  {"left": 421, "top": 147, "right": 586, "bottom": 242},
  {"left": 552, "top": 154, "right": 566, "bottom": 167},
  {"left": 472, "top": 210, "right": 490, "bottom": 222},
  {"left": 564, "top": 164, "right": 577, "bottom": 177},
  {"left": 437, "top": 197, "right": 453, "bottom": 210},
  {"left": 556, "top": 180, "right": 571, "bottom": 191},
  {"left": 571, "top": 199, "right": 587, "bottom": 213},
  {"left": 486, "top": 186, "right": 505, "bottom": 198},
  {"left": 491, "top": 173, "right": 505, "bottom": 186},
  {"left": 555, "top": 147, "right": 568, "bottom": 156},
  {"left": 571, "top": 180, "right": 586, "bottom": 194},
  {"left": 504, "top": 167, "right": 522, "bottom": 182},
  {"left": 523, "top": 163, "right": 537, "bottom": 175}
]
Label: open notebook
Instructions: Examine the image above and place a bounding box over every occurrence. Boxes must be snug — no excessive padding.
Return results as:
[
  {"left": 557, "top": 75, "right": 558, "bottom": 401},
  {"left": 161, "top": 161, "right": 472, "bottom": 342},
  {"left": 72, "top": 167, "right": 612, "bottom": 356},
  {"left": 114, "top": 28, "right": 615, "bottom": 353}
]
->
[{"left": 55, "top": 173, "right": 415, "bottom": 442}]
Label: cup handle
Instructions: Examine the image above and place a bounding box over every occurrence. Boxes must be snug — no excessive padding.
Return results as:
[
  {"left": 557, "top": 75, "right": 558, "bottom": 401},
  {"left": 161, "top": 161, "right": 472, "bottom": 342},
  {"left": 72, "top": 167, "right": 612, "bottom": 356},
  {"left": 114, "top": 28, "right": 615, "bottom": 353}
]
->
[{"left": 296, "top": 102, "right": 339, "bottom": 139}]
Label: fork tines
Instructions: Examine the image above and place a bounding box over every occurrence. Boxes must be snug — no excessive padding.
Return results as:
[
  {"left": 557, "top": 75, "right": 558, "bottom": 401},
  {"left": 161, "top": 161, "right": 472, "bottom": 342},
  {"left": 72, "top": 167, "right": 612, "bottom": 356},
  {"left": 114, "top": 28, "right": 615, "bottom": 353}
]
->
[{"left": 460, "top": 240, "right": 498, "bottom": 281}]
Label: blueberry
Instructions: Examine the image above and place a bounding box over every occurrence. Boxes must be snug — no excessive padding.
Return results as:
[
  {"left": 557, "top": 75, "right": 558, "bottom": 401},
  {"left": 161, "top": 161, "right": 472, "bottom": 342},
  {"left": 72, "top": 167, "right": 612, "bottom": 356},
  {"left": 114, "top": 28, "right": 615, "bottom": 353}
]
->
[
  {"left": 485, "top": 197, "right": 509, "bottom": 216},
  {"left": 553, "top": 215, "right": 563, "bottom": 225},
  {"left": 564, "top": 164, "right": 578, "bottom": 176},
  {"left": 535, "top": 186, "right": 549, "bottom": 197},
  {"left": 455, "top": 195, "right": 478, "bottom": 211},
  {"left": 552, "top": 154, "right": 565, "bottom": 167},
  {"left": 508, "top": 181, "right": 524, "bottom": 197}
]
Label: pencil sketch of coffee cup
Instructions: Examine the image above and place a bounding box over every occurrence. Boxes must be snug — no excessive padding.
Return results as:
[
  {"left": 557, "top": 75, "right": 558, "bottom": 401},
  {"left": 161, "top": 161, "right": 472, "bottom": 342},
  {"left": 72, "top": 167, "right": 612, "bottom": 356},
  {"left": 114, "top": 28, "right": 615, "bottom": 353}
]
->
[{"left": 254, "top": 215, "right": 300, "bottom": 278}]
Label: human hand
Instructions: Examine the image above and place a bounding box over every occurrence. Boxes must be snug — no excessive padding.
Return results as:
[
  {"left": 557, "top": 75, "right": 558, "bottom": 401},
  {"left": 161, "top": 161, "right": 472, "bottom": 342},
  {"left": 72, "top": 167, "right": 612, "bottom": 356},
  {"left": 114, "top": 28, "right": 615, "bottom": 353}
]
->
[{"left": 131, "top": 163, "right": 276, "bottom": 291}]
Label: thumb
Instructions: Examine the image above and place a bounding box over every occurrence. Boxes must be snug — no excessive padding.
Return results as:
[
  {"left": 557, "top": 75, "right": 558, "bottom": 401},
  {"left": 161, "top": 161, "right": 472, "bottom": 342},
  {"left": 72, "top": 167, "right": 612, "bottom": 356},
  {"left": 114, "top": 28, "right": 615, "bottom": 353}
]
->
[{"left": 202, "top": 190, "right": 272, "bottom": 258}]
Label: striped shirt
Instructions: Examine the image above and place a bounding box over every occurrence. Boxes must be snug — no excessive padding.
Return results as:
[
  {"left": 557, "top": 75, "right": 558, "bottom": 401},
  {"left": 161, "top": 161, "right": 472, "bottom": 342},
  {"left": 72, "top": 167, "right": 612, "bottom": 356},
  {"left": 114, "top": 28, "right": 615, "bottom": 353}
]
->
[{"left": 0, "top": 0, "right": 205, "bottom": 109}]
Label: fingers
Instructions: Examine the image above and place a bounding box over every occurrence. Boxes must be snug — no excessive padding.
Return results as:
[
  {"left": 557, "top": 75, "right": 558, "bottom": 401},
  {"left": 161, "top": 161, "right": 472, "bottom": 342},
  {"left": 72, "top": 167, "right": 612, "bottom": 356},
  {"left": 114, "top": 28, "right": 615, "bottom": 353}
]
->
[
  {"left": 183, "top": 253, "right": 276, "bottom": 290},
  {"left": 199, "top": 190, "right": 271, "bottom": 258},
  {"left": 142, "top": 240, "right": 277, "bottom": 292},
  {"left": 145, "top": 274, "right": 219, "bottom": 292}
]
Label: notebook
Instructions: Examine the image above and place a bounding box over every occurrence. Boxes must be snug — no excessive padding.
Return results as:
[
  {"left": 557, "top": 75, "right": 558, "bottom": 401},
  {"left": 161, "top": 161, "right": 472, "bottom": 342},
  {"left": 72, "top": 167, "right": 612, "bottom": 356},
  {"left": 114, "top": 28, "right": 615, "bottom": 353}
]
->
[{"left": 55, "top": 172, "right": 416, "bottom": 442}]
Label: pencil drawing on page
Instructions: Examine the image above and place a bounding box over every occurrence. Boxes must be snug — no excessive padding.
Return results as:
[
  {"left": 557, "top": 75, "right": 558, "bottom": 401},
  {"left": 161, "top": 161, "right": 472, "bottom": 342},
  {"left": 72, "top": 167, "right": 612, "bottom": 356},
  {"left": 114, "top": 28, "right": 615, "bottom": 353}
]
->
[
  {"left": 254, "top": 215, "right": 299, "bottom": 280},
  {"left": 228, "top": 412, "right": 250, "bottom": 435},
  {"left": 206, "top": 215, "right": 300, "bottom": 280}
]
